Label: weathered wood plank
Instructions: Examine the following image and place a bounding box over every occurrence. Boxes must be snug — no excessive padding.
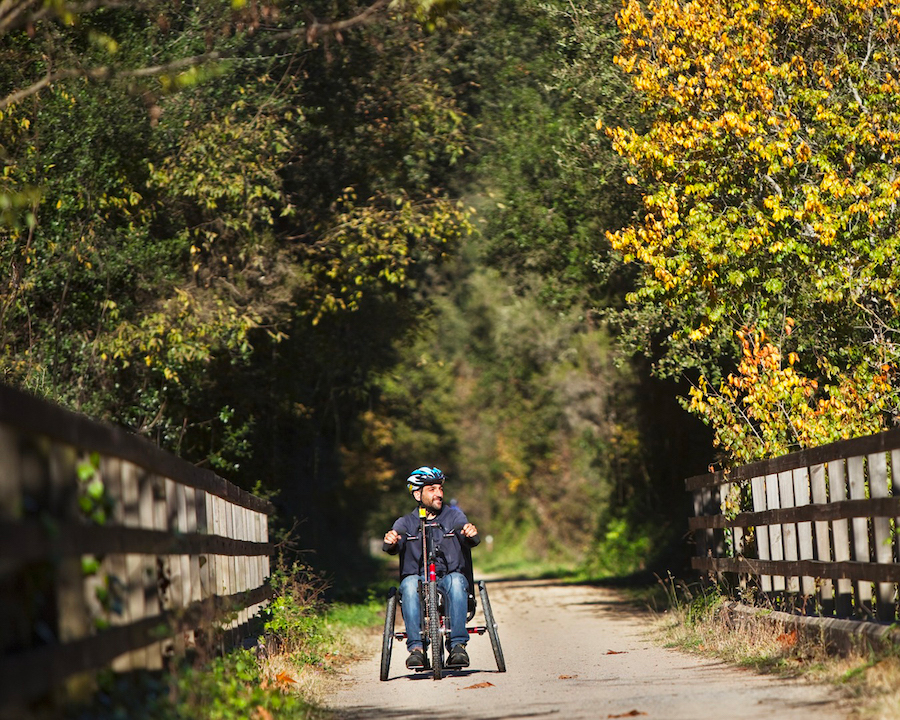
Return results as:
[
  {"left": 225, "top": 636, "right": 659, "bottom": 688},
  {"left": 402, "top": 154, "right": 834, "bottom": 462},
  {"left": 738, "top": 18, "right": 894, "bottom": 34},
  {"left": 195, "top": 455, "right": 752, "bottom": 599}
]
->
[
  {"left": 165, "top": 478, "right": 185, "bottom": 656},
  {"left": 0, "top": 388, "right": 273, "bottom": 514},
  {"left": 0, "top": 425, "right": 26, "bottom": 657},
  {"left": 101, "top": 456, "right": 130, "bottom": 673},
  {"left": 692, "top": 555, "right": 900, "bottom": 584},
  {"left": 688, "top": 496, "right": 900, "bottom": 529},
  {"left": 868, "top": 451, "right": 895, "bottom": 621},
  {"left": 0, "top": 521, "right": 273, "bottom": 561},
  {"left": 828, "top": 460, "right": 853, "bottom": 617},
  {"left": 792, "top": 467, "right": 816, "bottom": 602},
  {"left": 693, "top": 489, "right": 707, "bottom": 559},
  {"left": 750, "top": 476, "right": 772, "bottom": 592},
  {"left": 120, "top": 460, "right": 146, "bottom": 669},
  {"left": 778, "top": 470, "right": 800, "bottom": 593},
  {"left": 847, "top": 455, "right": 873, "bottom": 616},
  {"left": 686, "top": 427, "right": 900, "bottom": 491},
  {"left": 765, "top": 473, "right": 786, "bottom": 591},
  {"left": 809, "top": 463, "right": 834, "bottom": 616}
]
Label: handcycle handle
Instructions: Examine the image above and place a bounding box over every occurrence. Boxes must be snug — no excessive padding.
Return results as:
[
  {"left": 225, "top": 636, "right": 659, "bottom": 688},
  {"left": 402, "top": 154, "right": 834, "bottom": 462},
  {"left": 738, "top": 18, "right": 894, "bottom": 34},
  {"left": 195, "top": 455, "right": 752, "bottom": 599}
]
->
[{"left": 452, "top": 523, "right": 481, "bottom": 548}]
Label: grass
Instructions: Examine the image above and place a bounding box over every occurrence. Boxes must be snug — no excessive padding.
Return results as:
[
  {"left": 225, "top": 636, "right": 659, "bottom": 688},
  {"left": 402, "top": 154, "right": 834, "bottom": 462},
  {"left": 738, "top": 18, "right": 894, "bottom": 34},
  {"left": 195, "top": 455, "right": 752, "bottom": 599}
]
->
[{"left": 649, "top": 574, "right": 900, "bottom": 719}]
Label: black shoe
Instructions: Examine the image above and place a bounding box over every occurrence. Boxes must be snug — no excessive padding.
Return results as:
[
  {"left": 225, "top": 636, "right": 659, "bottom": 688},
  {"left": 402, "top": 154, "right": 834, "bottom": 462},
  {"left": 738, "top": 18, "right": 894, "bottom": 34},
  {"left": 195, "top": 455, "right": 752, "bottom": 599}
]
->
[
  {"left": 406, "top": 648, "right": 426, "bottom": 669},
  {"left": 447, "top": 644, "right": 469, "bottom": 667}
]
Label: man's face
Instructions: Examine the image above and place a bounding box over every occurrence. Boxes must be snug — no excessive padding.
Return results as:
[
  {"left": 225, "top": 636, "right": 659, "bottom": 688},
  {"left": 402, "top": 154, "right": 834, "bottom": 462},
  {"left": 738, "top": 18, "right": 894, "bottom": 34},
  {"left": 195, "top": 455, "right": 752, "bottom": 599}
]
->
[{"left": 417, "top": 482, "right": 443, "bottom": 513}]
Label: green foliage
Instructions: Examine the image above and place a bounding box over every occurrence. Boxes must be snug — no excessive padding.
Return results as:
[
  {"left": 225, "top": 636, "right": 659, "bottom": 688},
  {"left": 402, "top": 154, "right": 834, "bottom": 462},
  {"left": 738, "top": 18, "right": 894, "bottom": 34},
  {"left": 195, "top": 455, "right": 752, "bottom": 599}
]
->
[
  {"left": 72, "top": 649, "right": 314, "bottom": 720},
  {"left": 345, "top": 0, "right": 706, "bottom": 571},
  {"left": 0, "top": 0, "right": 474, "bottom": 499},
  {"left": 262, "top": 561, "right": 330, "bottom": 662},
  {"left": 76, "top": 452, "right": 115, "bottom": 525},
  {"left": 0, "top": 0, "right": 707, "bottom": 585},
  {"left": 581, "top": 517, "right": 653, "bottom": 579}
]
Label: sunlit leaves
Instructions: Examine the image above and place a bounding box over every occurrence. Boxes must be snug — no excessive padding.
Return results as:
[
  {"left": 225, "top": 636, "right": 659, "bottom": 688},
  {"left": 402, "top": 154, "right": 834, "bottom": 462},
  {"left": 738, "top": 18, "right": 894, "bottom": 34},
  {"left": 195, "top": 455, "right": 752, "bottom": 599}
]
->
[
  {"left": 307, "top": 188, "right": 472, "bottom": 323},
  {"left": 687, "top": 325, "right": 892, "bottom": 463},
  {"left": 97, "top": 289, "right": 261, "bottom": 384},
  {"left": 610, "top": 0, "right": 900, "bottom": 459}
]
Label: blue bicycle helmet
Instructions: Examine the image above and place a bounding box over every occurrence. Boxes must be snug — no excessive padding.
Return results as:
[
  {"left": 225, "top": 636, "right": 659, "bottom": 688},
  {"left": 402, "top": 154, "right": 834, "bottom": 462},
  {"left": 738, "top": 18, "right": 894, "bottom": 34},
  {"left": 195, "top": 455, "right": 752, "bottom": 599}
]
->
[{"left": 406, "top": 466, "right": 445, "bottom": 494}]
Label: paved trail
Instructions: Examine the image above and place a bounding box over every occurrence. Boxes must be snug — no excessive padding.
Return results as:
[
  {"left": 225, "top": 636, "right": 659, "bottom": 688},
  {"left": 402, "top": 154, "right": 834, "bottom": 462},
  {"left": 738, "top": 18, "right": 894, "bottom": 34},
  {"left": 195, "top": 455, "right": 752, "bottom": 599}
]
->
[{"left": 327, "top": 579, "right": 850, "bottom": 720}]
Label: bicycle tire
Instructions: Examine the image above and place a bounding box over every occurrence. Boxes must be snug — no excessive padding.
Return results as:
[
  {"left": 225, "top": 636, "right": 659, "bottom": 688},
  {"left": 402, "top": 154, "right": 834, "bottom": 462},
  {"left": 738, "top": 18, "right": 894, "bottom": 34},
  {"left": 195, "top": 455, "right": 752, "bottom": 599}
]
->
[
  {"left": 380, "top": 588, "right": 397, "bottom": 681},
  {"left": 479, "top": 580, "right": 506, "bottom": 672},
  {"left": 426, "top": 581, "right": 444, "bottom": 680}
]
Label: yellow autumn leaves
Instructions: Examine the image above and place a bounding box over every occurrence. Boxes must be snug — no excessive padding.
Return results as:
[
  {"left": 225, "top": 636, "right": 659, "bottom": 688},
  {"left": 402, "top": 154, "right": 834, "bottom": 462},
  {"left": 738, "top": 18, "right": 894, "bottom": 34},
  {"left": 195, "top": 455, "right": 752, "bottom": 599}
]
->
[{"left": 609, "top": 0, "right": 900, "bottom": 461}]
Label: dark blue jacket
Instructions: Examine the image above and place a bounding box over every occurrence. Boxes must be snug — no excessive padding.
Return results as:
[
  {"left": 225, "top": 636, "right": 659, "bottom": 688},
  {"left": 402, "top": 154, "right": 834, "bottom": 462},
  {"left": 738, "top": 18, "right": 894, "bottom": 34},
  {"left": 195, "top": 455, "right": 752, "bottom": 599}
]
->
[{"left": 385, "top": 505, "right": 472, "bottom": 579}]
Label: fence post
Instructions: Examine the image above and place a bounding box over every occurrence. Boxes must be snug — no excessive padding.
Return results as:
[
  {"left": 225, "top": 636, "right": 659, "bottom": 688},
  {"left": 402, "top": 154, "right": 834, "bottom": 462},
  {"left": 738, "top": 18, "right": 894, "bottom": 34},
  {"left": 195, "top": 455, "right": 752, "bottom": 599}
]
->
[
  {"left": 893, "top": 450, "right": 900, "bottom": 619},
  {"left": 184, "top": 486, "right": 201, "bottom": 651},
  {"left": 164, "top": 478, "right": 185, "bottom": 656},
  {"left": 51, "top": 443, "right": 94, "bottom": 701},
  {"left": 791, "top": 467, "right": 816, "bottom": 610},
  {"left": 138, "top": 470, "right": 164, "bottom": 669},
  {"left": 847, "top": 455, "right": 873, "bottom": 618},
  {"left": 764, "top": 473, "right": 786, "bottom": 593},
  {"left": 101, "top": 457, "right": 131, "bottom": 672},
  {"left": 236, "top": 504, "right": 248, "bottom": 634},
  {"left": 809, "top": 463, "right": 834, "bottom": 616},
  {"left": 867, "top": 451, "right": 895, "bottom": 621},
  {"left": 777, "top": 470, "right": 800, "bottom": 595},
  {"left": 197, "top": 490, "right": 211, "bottom": 603},
  {"left": 827, "top": 459, "right": 854, "bottom": 617},
  {"left": 692, "top": 490, "right": 708, "bottom": 561},
  {"left": 0, "top": 426, "right": 26, "bottom": 657},
  {"left": 120, "top": 461, "right": 146, "bottom": 669},
  {"left": 750, "top": 476, "right": 772, "bottom": 593}
]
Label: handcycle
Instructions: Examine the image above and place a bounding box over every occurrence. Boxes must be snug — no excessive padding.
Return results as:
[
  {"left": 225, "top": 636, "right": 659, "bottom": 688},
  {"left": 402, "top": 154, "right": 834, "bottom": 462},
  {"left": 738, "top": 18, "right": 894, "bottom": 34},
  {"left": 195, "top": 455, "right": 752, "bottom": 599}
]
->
[{"left": 380, "top": 509, "right": 506, "bottom": 681}]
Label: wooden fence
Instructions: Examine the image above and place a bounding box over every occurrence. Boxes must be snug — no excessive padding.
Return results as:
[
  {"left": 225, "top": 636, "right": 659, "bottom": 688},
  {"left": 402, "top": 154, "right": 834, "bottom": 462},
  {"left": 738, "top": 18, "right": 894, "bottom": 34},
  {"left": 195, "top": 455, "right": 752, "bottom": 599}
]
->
[
  {"left": 687, "top": 427, "right": 900, "bottom": 621},
  {"left": 0, "top": 384, "right": 274, "bottom": 714}
]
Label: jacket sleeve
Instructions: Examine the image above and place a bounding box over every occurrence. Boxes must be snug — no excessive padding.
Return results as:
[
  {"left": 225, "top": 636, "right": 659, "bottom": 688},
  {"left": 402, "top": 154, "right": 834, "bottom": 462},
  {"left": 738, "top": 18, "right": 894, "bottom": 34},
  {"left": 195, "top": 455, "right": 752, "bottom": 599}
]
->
[
  {"left": 383, "top": 516, "right": 410, "bottom": 555},
  {"left": 454, "top": 508, "right": 480, "bottom": 547}
]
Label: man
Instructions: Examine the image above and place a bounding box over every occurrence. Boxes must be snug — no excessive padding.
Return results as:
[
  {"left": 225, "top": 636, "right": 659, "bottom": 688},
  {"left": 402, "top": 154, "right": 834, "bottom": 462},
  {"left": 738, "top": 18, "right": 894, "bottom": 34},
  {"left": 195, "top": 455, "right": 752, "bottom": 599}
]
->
[{"left": 382, "top": 466, "right": 479, "bottom": 669}]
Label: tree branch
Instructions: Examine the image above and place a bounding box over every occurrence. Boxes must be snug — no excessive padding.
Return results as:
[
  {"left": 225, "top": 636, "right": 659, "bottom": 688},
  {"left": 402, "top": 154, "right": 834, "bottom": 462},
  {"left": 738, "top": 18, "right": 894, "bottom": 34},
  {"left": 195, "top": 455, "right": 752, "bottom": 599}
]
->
[
  {"left": 0, "top": 0, "right": 131, "bottom": 35},
  {"left": 0, "top": 0, "right": 392, "bottom": 110}
]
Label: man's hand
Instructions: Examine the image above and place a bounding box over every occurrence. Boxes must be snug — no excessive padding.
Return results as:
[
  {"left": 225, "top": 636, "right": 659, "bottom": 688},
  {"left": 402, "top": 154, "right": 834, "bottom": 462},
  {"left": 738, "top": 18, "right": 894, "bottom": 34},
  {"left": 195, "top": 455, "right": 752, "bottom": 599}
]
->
[
  {"left": 460, "top": 523, "right": 478, "bottom": 538},
  {"left": 384, "top": 529, "right": 400, "bottom": 546}
]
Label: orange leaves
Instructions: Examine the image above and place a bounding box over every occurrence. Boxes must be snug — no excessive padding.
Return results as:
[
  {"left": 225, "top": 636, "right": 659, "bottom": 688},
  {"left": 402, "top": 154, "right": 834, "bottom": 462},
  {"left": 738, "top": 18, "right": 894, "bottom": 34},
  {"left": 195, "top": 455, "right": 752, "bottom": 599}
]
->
[
  {"left": 777, "top": 629, "right": 799, "bottom": 648},
  {"left": 689, "top": 324, "right": 892, "bottom": 463}
]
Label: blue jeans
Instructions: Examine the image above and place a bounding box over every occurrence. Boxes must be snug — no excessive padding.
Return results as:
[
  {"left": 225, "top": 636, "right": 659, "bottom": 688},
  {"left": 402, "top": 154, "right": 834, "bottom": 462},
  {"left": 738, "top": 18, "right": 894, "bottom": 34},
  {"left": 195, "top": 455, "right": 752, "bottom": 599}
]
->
[{"left": 399, "top": 572, "right": 469, "bottom": 651}]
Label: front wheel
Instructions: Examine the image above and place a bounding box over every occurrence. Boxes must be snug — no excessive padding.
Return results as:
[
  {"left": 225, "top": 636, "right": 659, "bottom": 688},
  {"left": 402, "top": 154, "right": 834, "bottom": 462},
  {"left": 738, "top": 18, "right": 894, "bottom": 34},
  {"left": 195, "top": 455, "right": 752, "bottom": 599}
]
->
[
  {"left": 380, "top": 588, "right": 397, "bottom": 681},
  {"left": 426, "top": 581, "right": 444, "bottom": 680},
  {"left": 479, "top": 581, "right": 506, "bottom": 672}
]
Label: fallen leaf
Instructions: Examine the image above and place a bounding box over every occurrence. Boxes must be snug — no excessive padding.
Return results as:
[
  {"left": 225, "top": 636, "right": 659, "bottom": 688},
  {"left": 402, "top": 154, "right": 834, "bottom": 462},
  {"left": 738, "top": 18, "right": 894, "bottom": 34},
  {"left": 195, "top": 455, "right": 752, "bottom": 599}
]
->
[
  {"left": 777, "top": 629, "right": 798, "bottom": 648},
  {"left": 558, "top": 674, "right": 578, "bottom": 679},
  {"left": 275, "top": 671, "right": 296, "bottom": 686},
  {"left": 606, "top": 650, "right": 627, "bottom": 655},
  {"left": 608, "top": 711, "right": 646, "bottom": 718},
  {"left": 463, "top": 681, "right": 495, "bottom": 689}
]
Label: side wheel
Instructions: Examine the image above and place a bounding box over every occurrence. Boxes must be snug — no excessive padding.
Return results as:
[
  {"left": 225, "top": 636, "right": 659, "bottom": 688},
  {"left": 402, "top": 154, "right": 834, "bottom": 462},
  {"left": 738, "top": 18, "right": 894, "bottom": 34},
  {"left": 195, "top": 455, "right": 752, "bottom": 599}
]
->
[
  {"left": 426, "top": 581, "right": 444, "bottom": 680},
  {"left": 479, "top": 581, "right": 506, "bottom": 672},
  {"left": 380, "top": 588, "right": 397, "bottom": 681}
]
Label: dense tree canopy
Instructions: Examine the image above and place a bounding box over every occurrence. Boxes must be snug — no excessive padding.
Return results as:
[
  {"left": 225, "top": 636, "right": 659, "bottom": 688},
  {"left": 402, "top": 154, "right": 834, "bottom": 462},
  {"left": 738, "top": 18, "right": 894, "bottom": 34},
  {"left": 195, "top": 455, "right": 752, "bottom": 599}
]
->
[
  {"left": 18, "top": 0, "right": 875, "bottom": 576},
  {"left": 0, "top": 0, "right": 470, "bottom": 446},
  {"left": 609, "top": 0, "right": 900, "bottom": 462}
]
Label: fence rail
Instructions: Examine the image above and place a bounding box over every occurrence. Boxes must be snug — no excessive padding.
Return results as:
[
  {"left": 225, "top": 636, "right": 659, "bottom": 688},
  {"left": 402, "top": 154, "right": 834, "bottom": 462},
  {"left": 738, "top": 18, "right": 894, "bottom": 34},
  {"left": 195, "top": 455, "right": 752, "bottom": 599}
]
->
[
  {"left": 0, "top": 384, "right": 274, "bottom": 712},
  {"left": 687, "top": 427, "right": 900, "bottom": 622}
]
